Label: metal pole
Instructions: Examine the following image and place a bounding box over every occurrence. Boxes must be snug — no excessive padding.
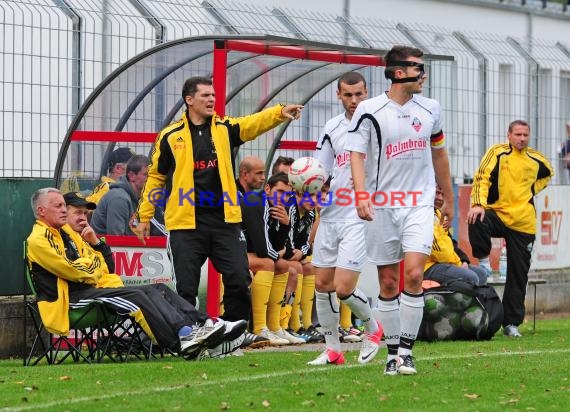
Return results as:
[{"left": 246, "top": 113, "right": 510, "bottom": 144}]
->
[
  {"left": 507, "top": 37, "right": 539, "bottom": 148},
  {"left": 52, "top": 0, "right": 82, "bottom": 170},
  {"left": 343, "top": 0, "right": 350, "bottom": 45}
]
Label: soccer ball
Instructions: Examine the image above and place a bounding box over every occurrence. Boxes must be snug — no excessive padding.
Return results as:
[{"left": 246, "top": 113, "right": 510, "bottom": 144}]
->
[
  {"left": 446, "top": 292, "right": 473, "bottom": 311},
  {"left": 432, "top": 312, "right": 460, "bottom": 340},
  {"left": 287, "top": 157, "right": 327, "bottom": 194},
  {"left": 460, "top": 305, "right": 485, "bottom": 336},
  {"left": 424, "top": 294, "right": 446, "bottom": 320}
]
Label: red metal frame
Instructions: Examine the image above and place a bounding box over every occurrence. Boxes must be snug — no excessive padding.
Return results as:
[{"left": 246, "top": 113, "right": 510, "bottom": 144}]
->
[
  {"left": 224, "top": 40, "right": 385, "bottom": 66},
  {"left": 207, "top": 41, "right": 229, "bottom": 317},
  {"left": 278, "top": 140, "right": 317, "bottom": 151},
  {"left": 70, "top": 131, "right": 157, "bottom": 143},
  {"left": 103, "top": 235, "right": 167, "bottom": 248}
]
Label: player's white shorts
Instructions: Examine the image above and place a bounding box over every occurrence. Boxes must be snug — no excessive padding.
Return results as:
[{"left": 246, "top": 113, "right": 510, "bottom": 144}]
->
[
  {"left": 312, "top": 220, "right": 367, "bottom": 271},
  {"left": 366, "top": 206, "right": 433, "bottom": 265}
]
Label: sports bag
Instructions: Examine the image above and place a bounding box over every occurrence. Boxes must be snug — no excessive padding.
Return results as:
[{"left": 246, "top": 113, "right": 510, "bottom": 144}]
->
[{"left": 418, "top": 279, "right": 503, "bottom": 341}]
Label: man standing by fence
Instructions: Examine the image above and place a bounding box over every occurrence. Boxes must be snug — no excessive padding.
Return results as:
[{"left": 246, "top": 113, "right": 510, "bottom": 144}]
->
[{"left": 467, "top": 120, "right": 553, "bottom": 337}]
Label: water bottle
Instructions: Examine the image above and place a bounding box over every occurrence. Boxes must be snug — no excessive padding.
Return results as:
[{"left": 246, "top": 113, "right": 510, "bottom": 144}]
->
[{"left": 499, "top": 245, "right": 507, "bottom": 281}]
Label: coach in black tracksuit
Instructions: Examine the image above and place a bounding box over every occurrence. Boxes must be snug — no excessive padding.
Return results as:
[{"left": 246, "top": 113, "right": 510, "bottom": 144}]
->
[
  {"left": 467, "top": 120, "right": 552, "bottom": 337},
  {"left": 134, "top": 77, "right": 303, "bottom": 321}
]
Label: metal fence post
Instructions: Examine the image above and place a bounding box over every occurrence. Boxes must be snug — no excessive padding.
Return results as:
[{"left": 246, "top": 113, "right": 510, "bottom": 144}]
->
[{"left": 507, "top": 37, "right": 539, "bottom": 148}]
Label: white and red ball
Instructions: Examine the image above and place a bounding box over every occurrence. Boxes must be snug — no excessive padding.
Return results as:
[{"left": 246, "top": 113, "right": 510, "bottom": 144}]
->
[{"left": 287, "top": 156, "right": 327, "bottom": 194}]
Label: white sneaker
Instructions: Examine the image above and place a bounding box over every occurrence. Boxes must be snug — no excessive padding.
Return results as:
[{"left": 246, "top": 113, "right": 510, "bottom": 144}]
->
[
  {"left": 180, "top": 320, "right": 225, "bottom": 356},
  {"left": 307, "top": 348, "right": 345, "bottom": 365},
  {"left": 275, "top": 328, "right": 305, "bottom": 344},
  {"left": 258, "top": 328, "right": 290, "bottom": 345},
  {"left": 357, "top": 321, "right": 383, "bottom": 364}
]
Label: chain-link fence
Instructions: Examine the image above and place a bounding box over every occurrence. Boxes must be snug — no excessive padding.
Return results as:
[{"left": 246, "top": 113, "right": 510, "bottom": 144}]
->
[{"left": 2, "top": 0, "right": 570, "bottom": 183}]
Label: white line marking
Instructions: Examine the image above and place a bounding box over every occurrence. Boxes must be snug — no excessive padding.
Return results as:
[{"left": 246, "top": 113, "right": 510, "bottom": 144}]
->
[{"left": 4, "top": 348, "right": 569, "bottom": 412}]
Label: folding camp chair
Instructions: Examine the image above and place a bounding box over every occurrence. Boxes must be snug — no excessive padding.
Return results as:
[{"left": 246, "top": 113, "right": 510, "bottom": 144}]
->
[{"left": 23, "top": 240, "right": 127, "bottom": 365}]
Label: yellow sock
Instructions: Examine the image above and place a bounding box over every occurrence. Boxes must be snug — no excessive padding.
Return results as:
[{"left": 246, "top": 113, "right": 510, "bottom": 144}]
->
[
  {"left": 267, "top": 272, "right": 288, "bottom": 331},
  {"left": 218, "top": 274, "right": 225, "bottom": 317},
  {"left": 250, "top": 270, "right": 273, "bottom": 334},
  {"left": 286, "top": 274, "right": 303, "bottom": 331},
  {"left": 300, "top": 274, "right": 315, "bottom": 329},
  {"left": 340, "top": 301, "right": 352, "bottom": 330},
  {"left": 280, "top": 304, "right": 292, "bottom": 328}
]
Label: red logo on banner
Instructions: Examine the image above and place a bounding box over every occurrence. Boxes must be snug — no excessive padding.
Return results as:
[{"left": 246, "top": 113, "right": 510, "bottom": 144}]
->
[
  {"left": 541, "top": 195, "right": 563, "bottom": 246},
  {"left": 114, "top": 251, "right": 143, "bottom": 276}
]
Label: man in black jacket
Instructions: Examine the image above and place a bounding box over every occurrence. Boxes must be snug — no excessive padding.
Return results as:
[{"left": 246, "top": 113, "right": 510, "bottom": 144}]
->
[{"left": 240, "top": 172, "right": 304, "bottom": 345}]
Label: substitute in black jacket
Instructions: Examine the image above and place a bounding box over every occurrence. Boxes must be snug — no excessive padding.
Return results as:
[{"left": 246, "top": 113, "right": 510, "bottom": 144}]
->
[
  {"left": 467, "top": 120, "right": 553, "bottom": 337},
  {"left": 133, "top": 76, "right": 303, "bottom": 323},
  {"left": 240, "top": 173, "right": 303, "bottom": 345},
  {"left": 280, "top": 189, "right": 317, "bottom": 334}
]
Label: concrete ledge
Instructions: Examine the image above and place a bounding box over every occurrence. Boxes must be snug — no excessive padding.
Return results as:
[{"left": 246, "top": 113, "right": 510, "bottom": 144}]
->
[{"left": 0, "top": 296, "right": 33, "bottom": 360}]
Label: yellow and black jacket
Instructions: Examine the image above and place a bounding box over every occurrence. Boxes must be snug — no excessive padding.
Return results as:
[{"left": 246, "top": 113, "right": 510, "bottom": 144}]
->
[
  {"left": 86, "top": 176, "right": 115, "bottom": 204},
  {"left": 137, "top": 105, "right": 286, "bottom": 230},
  {"left": 425, "top": 209, "right": 462, "bottom": 271},
  {"left": 26, "top": 221, "right": 123, "bottom": 335},
  {"left": 471, "top": 143, "right": 553, "bottom": 234}
]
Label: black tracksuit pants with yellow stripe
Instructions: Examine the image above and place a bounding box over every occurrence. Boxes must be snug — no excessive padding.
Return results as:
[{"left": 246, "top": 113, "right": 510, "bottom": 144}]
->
[
  {"left": 70, "top": 284, "right": 202, "bottom": 352},
  {"left": 468, "top": 209, "right": 535, "bottom": 327}
]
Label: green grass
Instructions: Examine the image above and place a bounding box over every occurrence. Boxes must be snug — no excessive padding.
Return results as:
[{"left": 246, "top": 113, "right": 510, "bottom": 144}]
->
[{"left": 1, "top": 318, "right": 569, "bottom": 412}]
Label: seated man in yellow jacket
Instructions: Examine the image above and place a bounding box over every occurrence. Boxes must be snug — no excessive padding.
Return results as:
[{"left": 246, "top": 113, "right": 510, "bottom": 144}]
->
[
  {"left": 27, "top": 187, "right": 228, "bottom": 360},
  {"left": 424, "top": 185, "right": 488, "bottom": 287},
  {"left": 65, "top": 191, "right": 248, "bottom": 358}
]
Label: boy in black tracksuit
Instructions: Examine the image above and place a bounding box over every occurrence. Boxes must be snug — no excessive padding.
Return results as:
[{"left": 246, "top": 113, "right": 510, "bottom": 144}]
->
[
  {"left": 240, "top": 173, "right": 296, "bottom": 344},
  {"left": 280, "top": 193, "right": 318, "bottom": 336}
]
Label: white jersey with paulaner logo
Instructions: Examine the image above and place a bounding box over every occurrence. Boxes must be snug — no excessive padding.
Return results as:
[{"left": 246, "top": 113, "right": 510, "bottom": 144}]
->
[
  {"left": 345, "top": 92, "right": 444, "bottom": 209},
  {"left": 315, "top": 112, "right": 361, "bottom": 222}
]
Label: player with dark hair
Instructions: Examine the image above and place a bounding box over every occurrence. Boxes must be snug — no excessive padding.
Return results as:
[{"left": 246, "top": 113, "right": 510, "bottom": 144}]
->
[
  {"left": 309, "top": 71, "right": 383, "bottom": 366},
  {"left": 271, "top": 156, "right": 295, "bottom": 176},
  {"left": 347, "top": 46, "right": 454, "bottom": 375}
]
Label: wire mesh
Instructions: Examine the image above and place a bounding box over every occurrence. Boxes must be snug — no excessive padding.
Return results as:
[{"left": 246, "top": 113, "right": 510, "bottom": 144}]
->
[{"left": 2, "top": 0, "right": 570, "bottom": 185}]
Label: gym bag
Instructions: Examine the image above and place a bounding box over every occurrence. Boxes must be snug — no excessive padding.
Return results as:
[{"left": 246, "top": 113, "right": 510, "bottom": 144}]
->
[{"left": 418, "top": 279, "right": 504, "bottom": 341}]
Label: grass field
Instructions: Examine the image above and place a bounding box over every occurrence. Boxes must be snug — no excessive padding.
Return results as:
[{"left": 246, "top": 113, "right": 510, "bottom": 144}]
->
[{"left": 1, "top": 318, "right": 568, "bottom": 412}]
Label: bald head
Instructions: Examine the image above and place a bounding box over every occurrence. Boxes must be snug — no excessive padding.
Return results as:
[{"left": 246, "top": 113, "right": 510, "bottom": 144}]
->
[{"left": 239, "top": 156, "right": 266, "bottom": 192}]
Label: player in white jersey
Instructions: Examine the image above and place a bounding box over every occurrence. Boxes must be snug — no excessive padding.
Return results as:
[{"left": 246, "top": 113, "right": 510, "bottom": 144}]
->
[
  {"left": 346, "top": 46, "right": 454, "bottom": 375},
  {"left": 308, "top": 72, "right": 383, "bottom": 366}
]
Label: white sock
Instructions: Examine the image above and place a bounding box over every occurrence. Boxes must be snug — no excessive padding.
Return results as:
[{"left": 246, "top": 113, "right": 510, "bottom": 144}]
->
[
  {"left": 315, "top": 290, "right": 341, "bottom": 352},
  {"left": 341, "top": 288, "right": 377, "bottom": 333},
  {"left": 377, "top": 296, "right": 400, "bottom": 361},
  {"left": 398, "top": 291, "right": 424, "bottom": 358}
]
